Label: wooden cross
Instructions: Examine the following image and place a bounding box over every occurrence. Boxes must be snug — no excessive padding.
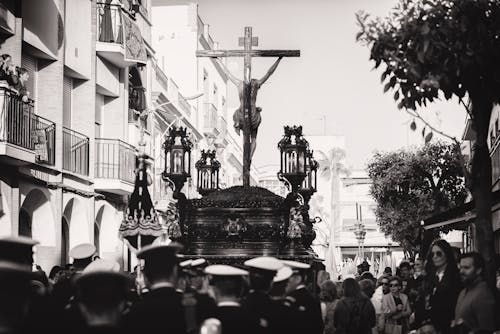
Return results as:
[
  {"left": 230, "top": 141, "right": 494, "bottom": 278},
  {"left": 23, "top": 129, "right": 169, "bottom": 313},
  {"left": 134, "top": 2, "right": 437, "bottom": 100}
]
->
[{"left": 197, "top": 27, "right": 300, "bottom": 187}]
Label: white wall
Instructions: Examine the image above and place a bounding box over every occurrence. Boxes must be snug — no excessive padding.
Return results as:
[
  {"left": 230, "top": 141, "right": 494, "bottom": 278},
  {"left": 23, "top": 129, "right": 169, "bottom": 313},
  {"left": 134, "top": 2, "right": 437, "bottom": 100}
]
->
[{"left": 64, "top": 0, "right": 92, "bottom": 79}]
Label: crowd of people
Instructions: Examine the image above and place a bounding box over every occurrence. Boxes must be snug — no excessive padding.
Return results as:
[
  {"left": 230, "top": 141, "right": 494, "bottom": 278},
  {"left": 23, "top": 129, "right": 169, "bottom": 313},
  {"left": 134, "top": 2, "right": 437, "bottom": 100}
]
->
[
  {"left": 0, "top": 54, "right": 31, "bottom": 102},
  {"left": 0, "top": 235, "right": 499, "bottom": 334}
]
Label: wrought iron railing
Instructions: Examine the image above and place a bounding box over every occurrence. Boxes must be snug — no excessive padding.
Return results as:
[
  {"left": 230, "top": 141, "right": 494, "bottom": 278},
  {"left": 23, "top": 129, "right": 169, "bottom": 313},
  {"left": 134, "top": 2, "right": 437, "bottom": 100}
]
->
[
  {"left": 97, "top": 2, "right": 124, "bottom": 44},
  {"left": 95, "top": 138, "right": 136, "bottom": 184},
  {"left": 0, "top": 87, "right": 56, "bottom": 165},
  {"left": 33, "top": 115, "right": 56, "bottom": 165},
  {"left": 0, "top": 86, "right": 34, "bottom": 150},
  {"left": 63, "top": 127, "right": 89, "bottom": 176}
]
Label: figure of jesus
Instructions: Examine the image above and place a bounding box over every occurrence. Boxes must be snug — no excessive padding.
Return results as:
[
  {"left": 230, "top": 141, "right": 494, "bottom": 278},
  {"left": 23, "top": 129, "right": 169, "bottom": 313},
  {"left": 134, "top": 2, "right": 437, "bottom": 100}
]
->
[{"left": 216, "top": 57, "right": 283, "bottom": 159}]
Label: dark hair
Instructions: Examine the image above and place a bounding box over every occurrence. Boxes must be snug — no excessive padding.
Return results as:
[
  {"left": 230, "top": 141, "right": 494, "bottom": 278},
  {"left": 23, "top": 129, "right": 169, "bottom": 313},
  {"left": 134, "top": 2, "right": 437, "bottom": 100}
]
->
[
  {"left": 342, "top": 278, "right": 362, "bottom": 298},
  {"left": 384, "top": 267, "right": 392, "bottom": 274},
  {"left": 399, "top": 261, "right": 411, "bottom": 270},
  {"left": 248, "top": 272, "right": 274, "bottom": 292},
  {"left": 425, "top": 239, "right": 458, "bottom": 276},
  {"left": 459, "top": 252, "right": 485, "bottom": 274},
  {"left": 49, "top": 266, "right": 62, "bottom": 279},
  {"left": 212, "top": 277, "right": 244, "bottom": 298},
  {"left": 143, "top": 261, "right": 176, "bottom": 283},
  {"left": 359, "top": 279, "right": 375, "bottom": 298},
  {"left": 320, "top": 280, "right": 338, "bottom": 302},
  {"left": 16, "top": 67, "right": 28, "bottom": 76},
  {"left": 359, "top": 271, "right": 375, "bottom": 281},
  {"left": 1, "top": 54, "right": 11, "bottom": 61},
  {"left": 388, "top": 276, "right": 401, "bottom": 286},
  {"left": 377, "top": 274, "right": 390, "bottom": 286}
]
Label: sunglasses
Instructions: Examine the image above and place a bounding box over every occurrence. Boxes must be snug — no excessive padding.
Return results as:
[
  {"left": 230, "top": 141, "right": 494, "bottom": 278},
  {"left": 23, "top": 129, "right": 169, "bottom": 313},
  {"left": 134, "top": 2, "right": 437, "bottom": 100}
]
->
[
  {"left": 431, "top": 251, "right": 443, "bottom": 257},
  {"left": 390, "top": 284, "right": 399, "bottom": 287},
  {"left": 381, "top": 282, "right": 389, "bottom": 285}
]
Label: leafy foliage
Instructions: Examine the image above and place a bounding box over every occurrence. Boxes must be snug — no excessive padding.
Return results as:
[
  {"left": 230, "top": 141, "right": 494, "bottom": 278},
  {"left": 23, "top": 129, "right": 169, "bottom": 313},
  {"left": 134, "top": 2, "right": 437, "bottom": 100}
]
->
[
  {"left": 356, "top": 0, "right": 500, "bottom": 109},
  {"left": 367, "top": 142, "right": 467, "bottom": 253}
]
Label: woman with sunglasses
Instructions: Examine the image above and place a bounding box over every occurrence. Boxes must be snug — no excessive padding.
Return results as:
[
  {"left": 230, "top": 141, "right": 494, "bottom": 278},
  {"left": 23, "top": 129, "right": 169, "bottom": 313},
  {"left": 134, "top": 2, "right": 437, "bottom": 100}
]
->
[
  {"left": 381, "top": 276, "right": 411, "bottom": 334},
  {"left": 418, "top": 239, "right": 461, "bottom": 334}
]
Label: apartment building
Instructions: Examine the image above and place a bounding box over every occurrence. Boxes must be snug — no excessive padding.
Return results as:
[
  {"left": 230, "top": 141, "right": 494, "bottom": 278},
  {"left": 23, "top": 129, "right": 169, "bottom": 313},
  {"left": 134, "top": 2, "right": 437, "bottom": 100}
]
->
[
  {"left": 151, "top": 3, "right": 258, "bottom": 188},
  {"left": 0, "top": 0, "right": 155, "bottom": 271}
]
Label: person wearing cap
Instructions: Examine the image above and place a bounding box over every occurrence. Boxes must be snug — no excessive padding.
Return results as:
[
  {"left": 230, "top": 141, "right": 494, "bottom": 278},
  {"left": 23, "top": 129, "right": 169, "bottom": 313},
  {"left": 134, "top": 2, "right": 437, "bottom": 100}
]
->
[
  {"left": 357, "top": 260, "right": 371, "bottom": 276},
  {"left": 0, "top": 260, "right": 35, "bottom": 334},
  {"left": 283, "top": 260, "right": 324, "bottom": 334},
  {"left": 269, "top": 266, "right": 293, "bottom": 301},
  {"left": 67, "top": 259, "right": 129, "bottom": 334},
  {"left": 179, "top": 258, "right": 217, "bottom": 327},
  {"left": 69, "top": 243, "right": 97, "bottom": 273},
  {"left": 205, "top": 264, "right": 263, "bottom": 334},
  {"left": 0, "top": 236, "right": 39, "bottom": 267},
  {"left": 122, "top": 243, "right": 187, "bottom": 334},
  {"left": 243, "top": 256, "right": 298, "bottom": 334}
]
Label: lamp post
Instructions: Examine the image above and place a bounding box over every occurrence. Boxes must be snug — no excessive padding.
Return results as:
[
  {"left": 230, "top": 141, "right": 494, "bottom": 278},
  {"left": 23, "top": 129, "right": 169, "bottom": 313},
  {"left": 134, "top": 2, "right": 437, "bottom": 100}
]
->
[
  {"left": 195, "top": 149, "right": 220, "bottom": 196},
  {"left": 353, "top": 203, "right": 367, "bottom": 259},
  {"left": 162, "top": 126, "right": 193, "bottom": 197},
  {"left": 299, "top": 149, "right": 318, "bottom": 205}
]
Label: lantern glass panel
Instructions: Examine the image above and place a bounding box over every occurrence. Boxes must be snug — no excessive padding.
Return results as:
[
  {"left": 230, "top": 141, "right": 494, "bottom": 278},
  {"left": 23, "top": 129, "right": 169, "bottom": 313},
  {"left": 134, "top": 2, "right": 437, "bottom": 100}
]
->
[
  {"left": 184, "top": 151, "right": 190, "bottom": 174},
  {"left": 298, "top": 150, "right": 305, "bottom": 173},
  {"left": 165, "top": 151, "right": 171, "bottom": 173},
  {"left": 172, "top": 149, "right": 183, "bottom": 174}
]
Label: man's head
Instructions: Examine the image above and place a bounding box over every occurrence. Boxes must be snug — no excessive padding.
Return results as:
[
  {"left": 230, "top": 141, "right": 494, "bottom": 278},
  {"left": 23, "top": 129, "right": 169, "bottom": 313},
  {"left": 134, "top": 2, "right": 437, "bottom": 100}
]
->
[
  {"left": 282, "top": 260, "right": 310, "bottom": 293},
  {"left": 244, "top": 257, "right": 283, "bottom": 293},
  {"left": 1, "top": 54, "right": 12, "bottom": 68},
  {"left": 357, "top": 261, "right": 370, "bottom": 275},
  {"left": 137, "top": 243, "right": 183, "bottom": 287},
  {"left": 69, "top": 243, "right": 96, "bottom": 271},
  {"left": 414, "top": 258, "right": 424, "bottom": 274},
  {"left": 205, "top": 265, "right": 248, "bottom": 303},
  {"left": 459, "top": 252, "right": 484, "bottom": 285},
  {"left": 16, "top": 67, "right": 29, "bottom": 82},
  {"left": 399, "top": 261, "right": 411, "bottom": 279},
  {"left": 379, "top": 275, "right": 390, "bottom": 294}
]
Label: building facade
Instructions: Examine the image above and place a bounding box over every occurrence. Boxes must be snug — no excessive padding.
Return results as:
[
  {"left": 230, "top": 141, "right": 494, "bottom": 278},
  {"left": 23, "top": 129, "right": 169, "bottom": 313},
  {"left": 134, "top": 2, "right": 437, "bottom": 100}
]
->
[{"left": 0, "top": 0, "right": 156, "bottom": 271}]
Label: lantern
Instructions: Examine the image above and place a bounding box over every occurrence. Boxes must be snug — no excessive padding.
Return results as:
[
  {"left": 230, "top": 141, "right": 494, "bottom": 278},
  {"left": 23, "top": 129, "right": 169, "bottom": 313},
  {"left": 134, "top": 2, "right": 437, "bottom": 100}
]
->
[
  {"left": 277, "top": 125, "right": 308, "bottom": 192},
  {"left": 195, "top": 150, "right": 220, "bottom": 196},
  {"left": 162, "top": 126, "right": 192, "bottom": 194}
]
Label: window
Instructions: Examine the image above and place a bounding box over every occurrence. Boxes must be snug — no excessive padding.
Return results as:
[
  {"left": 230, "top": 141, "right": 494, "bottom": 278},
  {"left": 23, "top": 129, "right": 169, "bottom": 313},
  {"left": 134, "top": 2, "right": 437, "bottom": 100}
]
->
[{"left": 21, "top": 54, "right": 37, "bottom": 101}]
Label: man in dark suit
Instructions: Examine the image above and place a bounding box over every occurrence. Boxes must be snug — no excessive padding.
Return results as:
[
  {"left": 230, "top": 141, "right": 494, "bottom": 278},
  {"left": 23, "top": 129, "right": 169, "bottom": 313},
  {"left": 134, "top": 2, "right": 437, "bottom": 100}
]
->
[
  {"left": 283, "top": 260, "right": 324, "bottom": 334},
  {"left": 203, "top": 264, "right": 263, "bottom": 334},
  {"left": 243, "top": 256, "right": 299, "bottom": 334},
  {"left": 123, "top": 243, "right": 187, "bottom": 334}
]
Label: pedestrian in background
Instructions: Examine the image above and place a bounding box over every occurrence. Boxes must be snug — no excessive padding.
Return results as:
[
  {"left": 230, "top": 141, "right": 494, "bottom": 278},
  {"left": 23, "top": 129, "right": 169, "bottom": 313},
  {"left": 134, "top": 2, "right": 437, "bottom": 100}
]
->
[
  {"left": 381, "top": 276, "right": 411, "bottom": 334},
  {"left": 320, "top": 280, "right": 339, "bottom": 334}
]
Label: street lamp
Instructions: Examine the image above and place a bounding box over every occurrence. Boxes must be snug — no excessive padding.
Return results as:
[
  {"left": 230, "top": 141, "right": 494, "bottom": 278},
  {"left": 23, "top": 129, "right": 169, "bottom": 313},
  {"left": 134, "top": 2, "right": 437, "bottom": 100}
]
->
[
  {"left": 300, "top": 149, "right": 318, "bottom": 203},
  {"left": 162, "top": 126, "right": 193, "bottom": 196},
  {"left": 195, "top": 149, "right": 220, "bottom": 196},
  {"left": 353, "top": 203, "right": 367, "bottom": 258},
  {"left": 277, "top": 125, "right": 309, "bottom": 192}
]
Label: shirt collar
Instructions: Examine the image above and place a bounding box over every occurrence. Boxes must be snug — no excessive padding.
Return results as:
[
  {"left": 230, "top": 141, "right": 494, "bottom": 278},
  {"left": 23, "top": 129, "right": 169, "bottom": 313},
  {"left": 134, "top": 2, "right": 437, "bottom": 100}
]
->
[
  {"left": 218, "top": 301, "right": 241, "bottom": 307},
  {"left": 150, "top": 282, "right": 175, "bottom": 290}
]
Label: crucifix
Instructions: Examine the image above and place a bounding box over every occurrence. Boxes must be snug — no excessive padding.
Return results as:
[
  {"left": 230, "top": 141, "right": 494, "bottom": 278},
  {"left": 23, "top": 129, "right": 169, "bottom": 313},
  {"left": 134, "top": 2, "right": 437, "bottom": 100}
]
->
[{"left": 197, "top": 27, "right": 300, "bottom": 187}]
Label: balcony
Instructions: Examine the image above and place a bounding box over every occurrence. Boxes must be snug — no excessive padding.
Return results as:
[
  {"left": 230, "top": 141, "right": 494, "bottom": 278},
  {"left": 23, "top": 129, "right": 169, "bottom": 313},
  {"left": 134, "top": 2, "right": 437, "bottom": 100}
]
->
[
  {"left": 203, "top": 103, "right": 219, "bottom": 138},
  {"left": 96, "top": 2, "right": 146, "bottom": 68},
  {"left": 177, "top": 92, "right": 191, "bottom": 118},
  {"left": 63, "top": 127, "right": 89, "bottom": 176},
  {"left": 214, "top": 115, "right": 229, "bottom": 148},
  {"left": 0, "top": 87, "right": 55, "bottom": 166},
  {"left": 95, "top": 138, "right": 136, "bottom": 194}
]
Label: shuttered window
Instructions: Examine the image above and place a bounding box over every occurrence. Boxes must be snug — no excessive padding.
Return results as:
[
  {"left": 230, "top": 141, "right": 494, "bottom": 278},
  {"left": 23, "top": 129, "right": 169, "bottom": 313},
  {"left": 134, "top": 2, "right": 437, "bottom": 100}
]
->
[
  {"left": 21, "top": 54, "right": 37, "bottom": 100},
  {"left": 63, "top": 76, "right": 72, "bottom": 127}
]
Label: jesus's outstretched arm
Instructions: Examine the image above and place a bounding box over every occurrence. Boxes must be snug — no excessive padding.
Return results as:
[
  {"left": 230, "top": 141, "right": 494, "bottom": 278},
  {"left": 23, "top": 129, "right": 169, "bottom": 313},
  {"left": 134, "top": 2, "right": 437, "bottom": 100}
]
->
[{"left": 258, "top": 57, "right": 283, "bottom": 86}]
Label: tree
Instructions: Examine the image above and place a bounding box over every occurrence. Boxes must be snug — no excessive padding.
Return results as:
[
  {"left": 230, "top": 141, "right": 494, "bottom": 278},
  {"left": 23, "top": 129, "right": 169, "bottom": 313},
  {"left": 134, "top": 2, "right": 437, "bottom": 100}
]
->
[
  {"left": 357, "top": 0, "right": 500, "bottom": 286},
  {"left": 367, "top": 142, "right": 467, "bottom": 257}
]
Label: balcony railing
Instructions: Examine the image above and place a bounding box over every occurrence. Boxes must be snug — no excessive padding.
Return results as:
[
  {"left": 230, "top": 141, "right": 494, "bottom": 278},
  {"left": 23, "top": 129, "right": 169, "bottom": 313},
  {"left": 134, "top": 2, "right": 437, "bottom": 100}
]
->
[
  {"left": 0, "top": 87, "right": 56, "bottom": 165},
  {"left": 97, "top": 2, "right": 124, "bottom": 44},
  {"left": 204, "top": 103, "right": 218, "bottom": 128},
  {"left": 155, "top": 64, "right": 169, "bottom": 93},
  {"left": 1, "top": 87, "right": 34, "bottom": 150},
  {"left": 33, "top": 115, "right": 56, "bottom": 165},
  {"left": 178, "top": 92, "right": 191, "bottom": 117},
  {"left": 95, "top": 138, "right": 136, "bottom": 184},
  {"left": 63, "top": 127, "right": 89, "bottom": 176}
]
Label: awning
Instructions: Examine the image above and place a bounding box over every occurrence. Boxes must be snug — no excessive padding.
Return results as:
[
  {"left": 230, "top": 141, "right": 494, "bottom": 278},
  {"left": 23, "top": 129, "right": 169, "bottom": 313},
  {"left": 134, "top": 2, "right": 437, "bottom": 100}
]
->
[{"left": 423, "top": 190, "right": 500, "bottom": 231}]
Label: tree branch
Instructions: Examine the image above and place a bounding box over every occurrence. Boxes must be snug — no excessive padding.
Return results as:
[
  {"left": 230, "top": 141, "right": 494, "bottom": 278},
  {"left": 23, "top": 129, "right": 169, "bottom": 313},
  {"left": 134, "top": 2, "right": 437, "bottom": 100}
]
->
[{"left": 405, "top": 109, "right": 472, "bottom": 189}]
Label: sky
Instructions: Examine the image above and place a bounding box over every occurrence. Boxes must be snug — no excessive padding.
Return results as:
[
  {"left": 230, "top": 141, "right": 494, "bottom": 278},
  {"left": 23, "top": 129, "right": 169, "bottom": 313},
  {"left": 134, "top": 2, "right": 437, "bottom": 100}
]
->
[{"left": 156, "top": 0, "right": 468, "bottom": 171}]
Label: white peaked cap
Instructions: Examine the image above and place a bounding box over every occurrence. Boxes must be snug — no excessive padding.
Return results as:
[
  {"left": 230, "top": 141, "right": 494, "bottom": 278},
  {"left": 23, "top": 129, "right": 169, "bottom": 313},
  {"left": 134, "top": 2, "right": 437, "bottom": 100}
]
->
[
  {"left": 273, "top": 266, "right": 293, "bottom": 282},
  {"left": 205, "top": 264, "right": 248, "bottom": 276},
  {"left": 179, "top": 259, "right": 193, "bottom": 268},
  {"left": 83, "top": 259, "right": 120, "bottom": 273},
  {"left": 282, "top": 260, "right": 311, "bottom": 270},
  {"left": 244, "top": 256, "right": 283, "bottom": 272},
  {"left": 69, "top": 243, "right": 96, "bottom": 260}
]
